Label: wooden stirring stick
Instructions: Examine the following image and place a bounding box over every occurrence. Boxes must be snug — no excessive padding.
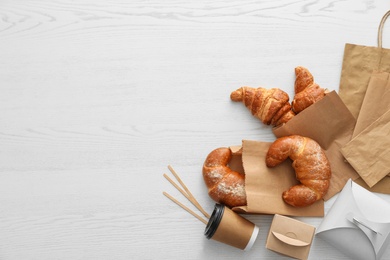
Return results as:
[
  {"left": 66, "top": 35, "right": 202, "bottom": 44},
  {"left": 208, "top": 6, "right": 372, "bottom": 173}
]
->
[
  {"left": 163, "top": 192, "right": 208, "bottom": 225},
  {"left": 167, "top": 165, "right": 210, "bottom": 219}
]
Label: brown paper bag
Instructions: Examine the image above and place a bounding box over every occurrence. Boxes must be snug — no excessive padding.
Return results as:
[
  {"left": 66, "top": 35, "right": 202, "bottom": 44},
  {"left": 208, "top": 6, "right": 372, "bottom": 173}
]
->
[
  {"left": 338, "top": 10, "right": 390, "bottom": 119},
  {"left": 352, "top": 72, "right": 390, "bottom": 138},
  {"left": 231, "top": 140, "right": 324, "bottom": 217},
  {"left": 341, "top": 72, "right": 390, "bottom": 192},
  {"left": 272, "top": 91, "right": 359, "bottom": 200},
  {"left": 341, "top": 108, "right": 390, "bottom": 189},
  {"left": 354, "top": 175, "right": 390, "bottom": 194}
]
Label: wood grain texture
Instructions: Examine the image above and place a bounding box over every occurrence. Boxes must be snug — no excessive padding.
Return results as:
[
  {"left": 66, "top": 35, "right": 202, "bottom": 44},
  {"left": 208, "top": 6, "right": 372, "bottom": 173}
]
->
[{"left": 1, "top": 0, "right": 390, "bottom": 259}]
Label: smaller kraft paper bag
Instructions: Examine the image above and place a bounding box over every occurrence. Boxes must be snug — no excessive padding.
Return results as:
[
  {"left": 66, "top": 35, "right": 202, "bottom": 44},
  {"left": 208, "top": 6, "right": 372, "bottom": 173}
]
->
[
  {"left": 339, "top": 10, "right": 390, "bottom": 119},
  {"left": 273, "top": 91, "right": 359, "bottom": 199},
  {"left": 341, "top": 108, "right": 390, "bottom": 189},
  {"left": 231, "top": 140, "right": 324, "bottom": 217},
  {"left": 341, "top": 71, "right": 390, "bottom": 191}
]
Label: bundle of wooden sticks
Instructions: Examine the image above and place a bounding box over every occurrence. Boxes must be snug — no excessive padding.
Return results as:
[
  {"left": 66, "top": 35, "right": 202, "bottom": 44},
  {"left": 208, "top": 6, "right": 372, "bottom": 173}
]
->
[{"left": 163, "top": 165, "right": 210, "bottom": 225}]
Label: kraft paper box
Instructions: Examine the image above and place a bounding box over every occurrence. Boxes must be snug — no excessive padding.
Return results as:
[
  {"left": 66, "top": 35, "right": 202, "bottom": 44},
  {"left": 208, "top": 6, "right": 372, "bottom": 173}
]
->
[
  {"left": 316, "top": 179, "right": 390, "bottom": 260},
  {"left": 229, "top": 140, "right": 324, "bottom": 217},
  {"left": 266, "top": 214, "right": 316, "bottom": 260}
]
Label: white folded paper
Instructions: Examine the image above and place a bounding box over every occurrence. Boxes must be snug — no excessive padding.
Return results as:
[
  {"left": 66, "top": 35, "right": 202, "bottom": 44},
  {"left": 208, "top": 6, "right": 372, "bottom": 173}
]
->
[{"left": 316, "top": 179, "right": 390, "bottom": 260}]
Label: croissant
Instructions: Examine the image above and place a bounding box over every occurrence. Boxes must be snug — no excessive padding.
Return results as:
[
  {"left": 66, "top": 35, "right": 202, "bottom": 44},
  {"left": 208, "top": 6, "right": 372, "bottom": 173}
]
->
[
  {"left": 230, "top": 87, "right": 295, "bottom": 126},
  {"left": 294, "top": 66, "right": 314, "bottom": 94},
  {"left": 265, "top": 135, "right": 331, "bottom": 207},
  {"left": 292, "top": 66, "right": 326, "bottom": 113},
  {"left": 202, "top": 147, "right": 246, "bottom": 208}
]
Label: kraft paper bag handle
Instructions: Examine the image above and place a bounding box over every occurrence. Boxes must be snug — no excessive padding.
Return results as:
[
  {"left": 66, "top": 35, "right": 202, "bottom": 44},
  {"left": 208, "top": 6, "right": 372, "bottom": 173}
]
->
[
  {"left": 378, "top": 10, "right": 390, "bottom": 70},
  {"left": 378, "top": 10, "right": 390, "bottom": 48}
]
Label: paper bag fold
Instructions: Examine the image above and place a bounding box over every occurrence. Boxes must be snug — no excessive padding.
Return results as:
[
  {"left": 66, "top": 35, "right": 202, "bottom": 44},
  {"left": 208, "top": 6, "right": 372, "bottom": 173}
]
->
[{"left": 352, "top": 72, "right": 390, "bottom": 138}]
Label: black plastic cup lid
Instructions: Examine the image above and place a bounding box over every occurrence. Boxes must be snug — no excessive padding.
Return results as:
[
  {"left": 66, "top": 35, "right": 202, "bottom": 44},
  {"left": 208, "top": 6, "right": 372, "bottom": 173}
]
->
[{"left": 204, "top": 203, "right": 225, "bottom": 239}]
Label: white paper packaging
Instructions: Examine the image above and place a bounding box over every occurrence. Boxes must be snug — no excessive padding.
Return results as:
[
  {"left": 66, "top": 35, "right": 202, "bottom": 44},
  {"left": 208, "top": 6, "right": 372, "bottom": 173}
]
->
[{"left": 316, "top": 179, "right": 390, "bottom": 260}]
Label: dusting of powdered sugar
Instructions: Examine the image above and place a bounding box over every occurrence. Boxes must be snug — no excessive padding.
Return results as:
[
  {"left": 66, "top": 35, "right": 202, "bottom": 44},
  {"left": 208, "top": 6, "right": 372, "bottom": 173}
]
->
[
  {"left": 208, "top": 168, "right": 223, "bottom": 180},
  {"left": 216, "top": 182, "right": 245, "bottom": 198}
]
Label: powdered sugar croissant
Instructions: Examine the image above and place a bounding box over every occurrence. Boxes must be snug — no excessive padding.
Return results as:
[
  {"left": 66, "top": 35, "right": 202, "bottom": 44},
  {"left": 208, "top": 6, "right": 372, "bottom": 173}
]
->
[
  {"left": 265, "top": 135, "right": 331, "bottom": 207},
  {"left": 230, "top": 87, "right": 295, "bottom": 126},
  {"left": 202, "top": 147, "right": 246, "bottom": 208}
]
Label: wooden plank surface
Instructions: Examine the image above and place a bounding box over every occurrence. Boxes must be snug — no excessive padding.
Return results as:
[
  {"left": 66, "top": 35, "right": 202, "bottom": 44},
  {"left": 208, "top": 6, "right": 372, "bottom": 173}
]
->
[{"left": 1, "top": 1, "right": 390, "bottom": 259}]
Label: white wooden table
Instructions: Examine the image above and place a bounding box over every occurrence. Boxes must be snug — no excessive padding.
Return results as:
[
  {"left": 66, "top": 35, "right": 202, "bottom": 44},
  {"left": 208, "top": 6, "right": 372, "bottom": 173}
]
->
[{"left": 1, "top": 1, "right": 390, "bottom": 259}]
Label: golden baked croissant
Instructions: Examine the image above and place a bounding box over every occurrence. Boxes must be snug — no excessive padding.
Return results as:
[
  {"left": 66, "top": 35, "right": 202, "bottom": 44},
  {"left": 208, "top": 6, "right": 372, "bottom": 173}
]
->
[
  {"left": 230, "top": 87, "right": 295, "bottom": 126},
  {"left": 294, "top": 66, "right": 314, "bottom": 94},
  {"left": 202, "top": 147, "right": 246, "bottom": 208},
  {"left": 292, "top": 66, "right": 326, "bottom": 113},
  {"left": 265, "top": 135, "right": 331, "bottom": 207}
]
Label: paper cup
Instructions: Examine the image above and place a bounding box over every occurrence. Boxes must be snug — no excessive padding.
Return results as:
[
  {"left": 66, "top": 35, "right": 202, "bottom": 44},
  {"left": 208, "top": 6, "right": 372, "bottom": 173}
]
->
[{"left": 204, "top": 203, "right": 259, "bottom": 250}]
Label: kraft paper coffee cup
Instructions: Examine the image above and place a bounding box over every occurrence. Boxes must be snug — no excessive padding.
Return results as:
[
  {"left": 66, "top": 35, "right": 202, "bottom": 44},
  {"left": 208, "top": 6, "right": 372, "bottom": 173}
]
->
[{"left": 204, "top": 203, "right": 259, "bottom": 250}]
